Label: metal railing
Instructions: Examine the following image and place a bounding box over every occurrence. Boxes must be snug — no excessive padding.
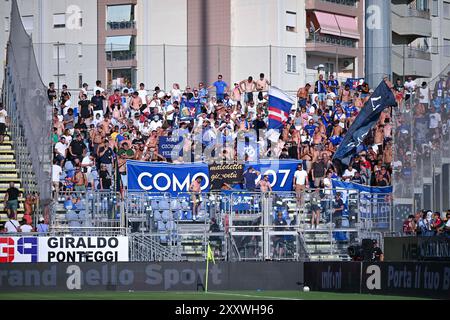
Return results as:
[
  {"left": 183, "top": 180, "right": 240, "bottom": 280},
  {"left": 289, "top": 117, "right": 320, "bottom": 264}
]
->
[
  {"left": 306, "top": 33, "right": 358, "bottom": 48},
  {"left": 29, "top": 187, "right": 394, "bottom": 261},
  {"left": 107, "top": 20, "right": 136, "bottom": 30},
  {"left": 320, "top": 0, "right": 358, "bottom": 6}
]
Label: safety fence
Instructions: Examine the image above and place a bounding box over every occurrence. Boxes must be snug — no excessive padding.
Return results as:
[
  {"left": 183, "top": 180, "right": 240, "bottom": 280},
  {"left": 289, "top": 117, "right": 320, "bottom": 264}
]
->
[
  {"left": 44, "top": 188, "right": 393, "bottom": 262},
  {"left": 2, "top": 0, "right": 53, "bottom": 219},
  {"left": 392, "top": 71, "right": 450, "bottom": 230}
]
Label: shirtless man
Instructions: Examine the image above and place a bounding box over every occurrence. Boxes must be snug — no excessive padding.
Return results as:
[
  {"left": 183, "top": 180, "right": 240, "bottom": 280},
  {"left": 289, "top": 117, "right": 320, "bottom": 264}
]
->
[
  {"left": 257, "top": 175, "right": 272, "bottom": 193},
  {"left": 311, "top": 145, "right": 321, "bottom": 163},
  {"left": 92, "top": 126, "right": 105, "bottom": 157},
  {"left": 340, "top": 84, "right": 352, "bottom": 108},
  {"left": 145, "top": 130, "right": 159, "bottom": 154},
  {"left": 189, "top": 176, "right": 203, "bottom": 221},
  {"left": 297, "top": 84, "right": 310, "bottom": 108},
  {"left": 312, "top": 127, "right": 327, "bottom": 146},
  {"left": 130, "top": 91, "right": 142, "bottom": 116},
  {"left": 73, "top": 166, "right": 88, "bottom": 192},
  {"left": 300, "top": 143, "right": 313, "bottom": 172},
  {"left": 239, "top": 76, "right": 257, "bottom": 108},
  {"left": 374, "top": 124, "right": 385, "bottom": 154},
  {"left": 383, "top": 142, "right": 393, "bottom": 164},
  {"left": 256, "top": 73, "right": 270, "bottom": 101},
  {"left": 101, "top": 114, "right": 112, "bottom": 136}
]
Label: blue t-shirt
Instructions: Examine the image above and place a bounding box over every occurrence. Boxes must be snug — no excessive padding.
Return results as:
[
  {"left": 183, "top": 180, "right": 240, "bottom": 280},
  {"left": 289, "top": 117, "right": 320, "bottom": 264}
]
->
[
  {"left": 316, "top": 80, "right": 327, "bottom": 94},
  {"left": 213, "top": 81, "right": 228, "bottom": 94},
  {"left": 116, "top": 134, "right": 125, "bottom": 144},
  {"left": 304, "top": 124, "right": 317, "bottom": 137},
  {"left": 327, "top": 80, "right": 339, "bottom": 94},
  {"left": 243, "top": 171, "right": 258, "bottom": 190},
  {"left": 344, "top": 105, "right": 357, "bottom": 117}
]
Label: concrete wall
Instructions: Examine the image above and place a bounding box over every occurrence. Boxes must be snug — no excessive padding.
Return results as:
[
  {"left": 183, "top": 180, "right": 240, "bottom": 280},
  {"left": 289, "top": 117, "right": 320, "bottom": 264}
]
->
[
  {"left": 431, "top": 0, "right": 450, "bottom": 79},
  {"left": 230, "top": 0, "right": 306, "bottom": 91},
  {"left": 136, "top": 0, "right": 187, "bottom": 92},
  {"left": 187, "top": 0, "right": 231, "bottom": 89},
  {"left": 0, "top": 0, "right": 97, "bottom": 91}
]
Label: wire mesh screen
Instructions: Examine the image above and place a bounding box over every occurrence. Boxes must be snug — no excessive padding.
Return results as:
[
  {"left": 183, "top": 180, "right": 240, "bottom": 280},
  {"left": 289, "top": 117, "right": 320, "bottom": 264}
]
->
[{"left": 3, "top": 0, "right": 52, "bottom": 203}]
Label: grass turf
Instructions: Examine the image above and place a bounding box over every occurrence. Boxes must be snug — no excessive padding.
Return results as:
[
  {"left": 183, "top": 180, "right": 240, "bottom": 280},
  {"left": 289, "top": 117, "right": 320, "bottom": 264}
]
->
[{"left": 0, "top": 291, "right": 430, "bottom": 300}]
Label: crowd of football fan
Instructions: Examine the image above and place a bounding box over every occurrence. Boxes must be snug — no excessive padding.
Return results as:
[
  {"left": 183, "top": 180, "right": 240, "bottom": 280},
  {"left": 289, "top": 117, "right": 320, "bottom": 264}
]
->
[
  {"left": 45, "top": 73, "right": 450, "bottom": 235},
  {"left": 50, "top": 73, "right": 397, "bottom": 194}
]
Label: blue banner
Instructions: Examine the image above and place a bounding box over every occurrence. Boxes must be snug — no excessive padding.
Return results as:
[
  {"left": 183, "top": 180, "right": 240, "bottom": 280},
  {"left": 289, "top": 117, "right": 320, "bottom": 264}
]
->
[
  {"left": 243, "top": 159, "right": 301, "bottom": 191},
  {"left": 332, "top": 179, "right": 392, "bottom": 224},
  {"left": 333, "top": 81, "right": 396, "bottom": 165},
  {"left": 158, "top": 136, "right": 183, "bottom": 160},
  {"left": 331, "top": 179, "right": 392, "bottom": 194},
  {"left": 127, "top": 159, "right": 300, "bottom": 194},
  {"left": 126, "top": 161, "right": 210, "bottom": 194}
]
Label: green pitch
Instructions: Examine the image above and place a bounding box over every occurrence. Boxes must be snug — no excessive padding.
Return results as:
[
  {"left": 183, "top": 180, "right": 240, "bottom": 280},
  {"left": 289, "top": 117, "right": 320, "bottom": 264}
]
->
[{"left": 0, "top": 291, "right": 429, "bottom": 300}]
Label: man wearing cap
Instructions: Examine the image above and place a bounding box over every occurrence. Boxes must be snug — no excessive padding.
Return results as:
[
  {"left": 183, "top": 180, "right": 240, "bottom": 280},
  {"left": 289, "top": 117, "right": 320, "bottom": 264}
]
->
[{"left": 36, "top": 217, "right": 49, "bottom": 233}]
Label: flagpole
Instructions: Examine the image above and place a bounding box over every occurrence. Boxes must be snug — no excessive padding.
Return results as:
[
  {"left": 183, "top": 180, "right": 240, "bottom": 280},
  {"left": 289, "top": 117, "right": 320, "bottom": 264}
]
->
[{"left": 205, "top": 242, "right": 210, "bottom": 293}]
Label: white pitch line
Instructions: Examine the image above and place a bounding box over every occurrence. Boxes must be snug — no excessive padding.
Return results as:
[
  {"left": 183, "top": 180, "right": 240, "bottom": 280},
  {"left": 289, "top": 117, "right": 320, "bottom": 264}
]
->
[{"left": 206, "top": 291, "right": 302, "bottom": 300}]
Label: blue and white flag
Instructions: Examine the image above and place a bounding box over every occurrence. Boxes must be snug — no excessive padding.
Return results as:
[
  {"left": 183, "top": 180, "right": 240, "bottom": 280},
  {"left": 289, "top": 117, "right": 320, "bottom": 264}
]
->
[
  {"left": 268, "top": 87, "right": 295, "bottom": 130},
  {"left": 333, "top": 81, "right": 396, "bottom": 165}
]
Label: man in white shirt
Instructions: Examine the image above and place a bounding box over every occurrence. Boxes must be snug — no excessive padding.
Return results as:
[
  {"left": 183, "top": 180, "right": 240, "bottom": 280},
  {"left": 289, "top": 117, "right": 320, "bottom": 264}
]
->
[
  {"left": 4, "top": 217, "right": 20, "bottom": 233},
  {"left": 404, "top": 76, "right": 416, "bottom": 101},
  {"left": 137, "top": 83, "right": 149, "bottom": 111},
  {"left": 342, "top": 164, "right": 357, "bottom": 182},
  {"left": 0, "top": 103, "right": 8, "bottom": 144},
  {"left": 52, "top": 159, "right": 62, "bottom": 198},
  {"left": 293, "top": 163, "right": 309, "bottom": 208},
  {"left": 429, "top": 106, "right": 441, "bottom": 130},
  {"left": 149, "top": 115, "right": 163, "bottom": 131},
  {"left": 54, "top": 136, "right": 68, "bottom": 162},
  {"left": 165, "top": 102, "right": 175, "bottom": 126},
  {"left": 93, "top": 80, "right": 105, "bottom": 96},
  {"left": 19, "top": 219, "right": 33, "bottom": 233}
]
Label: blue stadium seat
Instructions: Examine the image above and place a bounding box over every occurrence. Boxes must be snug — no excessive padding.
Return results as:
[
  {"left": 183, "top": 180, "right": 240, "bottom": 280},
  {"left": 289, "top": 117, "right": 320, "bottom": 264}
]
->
[
  {"left": 78, "top": 210, "right": 86, "bottom": 220},
  {"left": 64, "top": 200, "right": 74, "bottom": 210},
  {"left": 171, "top": 199, "right": 180, "bottom": 210},
  {"left": 157, "top": 221, "right": 166, "bottom": 231},
  {"left": 166, "top": 220, "right": 177, "bottom": 232},
  {"left": 161, "top": 210, "right": 171, "bottom": 222},
  {"left": 181, "top": 200, "right": 190, "bottom": 209},
  {"left": 160, "top": 235, "right": 168, "bottom": 244},
  {"left": 153, "top": 211, "right": 162, "bottom": 221},
  {"left": 159, "top": 200, "right": 170, "bottom": 210},
  {"left": 65, "top": 211, "right": 78, "bottom": 221},
  {"left": 151, "top": 200, "right": 159, "bottom": 210}
]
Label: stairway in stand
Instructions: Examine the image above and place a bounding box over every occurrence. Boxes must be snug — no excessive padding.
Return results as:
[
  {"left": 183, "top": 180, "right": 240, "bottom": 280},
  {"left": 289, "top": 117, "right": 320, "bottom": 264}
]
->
[{"left": 0, "top": 133, "right": 26, "bottom": 225}]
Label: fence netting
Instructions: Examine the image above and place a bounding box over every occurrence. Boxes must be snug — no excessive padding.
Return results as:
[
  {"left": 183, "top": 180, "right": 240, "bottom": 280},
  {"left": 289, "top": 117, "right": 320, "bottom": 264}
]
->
[{"left": 3, "top": 0, "right": 52, "bottom": 203}]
